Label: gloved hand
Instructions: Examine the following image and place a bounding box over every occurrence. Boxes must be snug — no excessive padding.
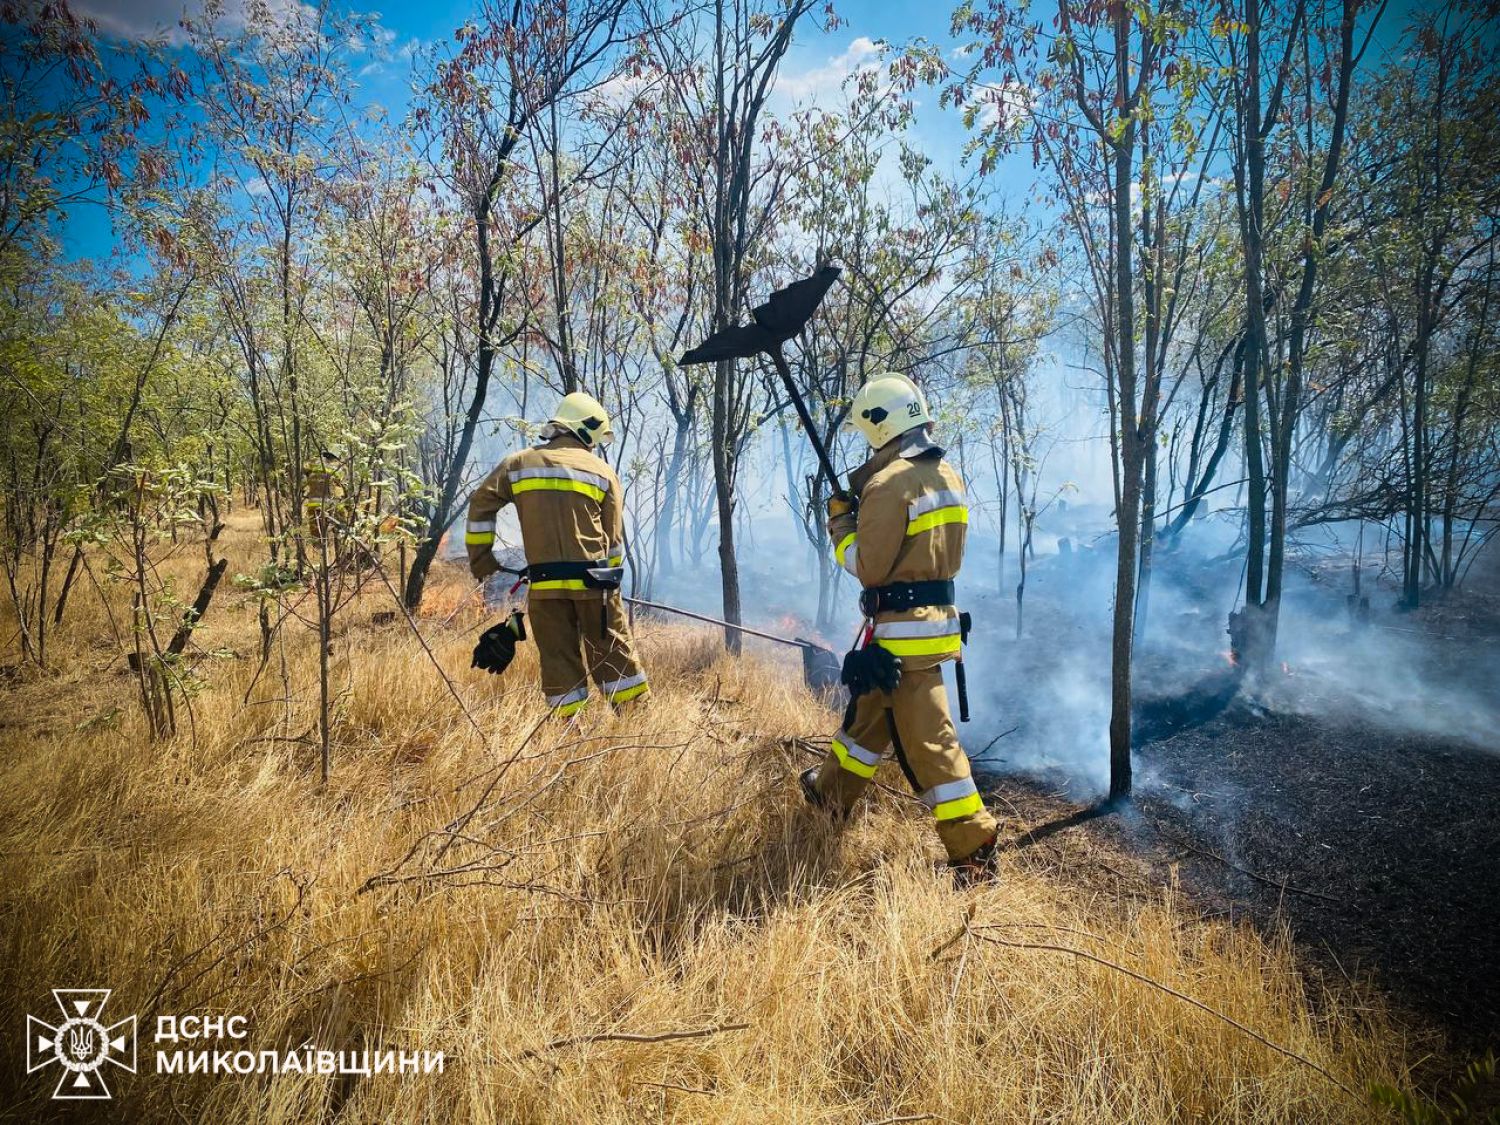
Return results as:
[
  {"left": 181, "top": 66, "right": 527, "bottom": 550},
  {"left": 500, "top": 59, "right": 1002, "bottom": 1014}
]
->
[
  {"left": 841, "top": 645, "right": 901, "bottom": 698},
  {"left": 472, "top": 610, "right": 527, "bottom": 675},
  {"left": 826, "top": 492, "right": 857, "bottom": 521}
]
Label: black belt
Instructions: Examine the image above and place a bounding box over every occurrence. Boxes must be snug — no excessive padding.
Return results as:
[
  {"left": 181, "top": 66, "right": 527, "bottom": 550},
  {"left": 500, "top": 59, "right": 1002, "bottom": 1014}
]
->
[
  {"left": 859, "top": 579, "right": 955, "bottom": 616},
  {"left": 526, "top": 559, "right": 623, "bottom": 590}
]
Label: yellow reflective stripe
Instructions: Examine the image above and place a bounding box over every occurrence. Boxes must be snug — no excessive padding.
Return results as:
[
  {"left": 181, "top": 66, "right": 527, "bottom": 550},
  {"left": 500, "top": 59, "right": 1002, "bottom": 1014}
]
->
[
  {"left": 465, "top": 531, "right": 496, "bottom": 545},
  {"left": 531, "top": 579, "right": 588, "bottom": 591},
  {"left": 609, "top": 682, "right": 649, "bottom": 704},
  {"left": 835, "top": 532, "right": 856, "bottom": 566},
  {"left": 831, "top": 736, "right": 878, "bottom": 779},
  {"left": 906, "top": 507, "right": 968, "bottom": 536},
  {"left": 512, "top": 478, "right": 606, "bottom": 502},
  {"left": 608, "top": 555, "right": 624, "bottom": 567},
  {"left": 875, "top": 634, "right": 963, "bottom": 657},
  {"left": 932, "top": 791, "right": 984, "bottom": 821},
  {"left": 555, "top": 698, "right": 589, "bottom": 717}
]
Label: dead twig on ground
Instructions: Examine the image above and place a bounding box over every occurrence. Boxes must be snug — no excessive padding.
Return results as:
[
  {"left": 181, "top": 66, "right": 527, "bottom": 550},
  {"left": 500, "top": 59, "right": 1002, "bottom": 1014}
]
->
[
  {"left": 1168, "top": 836, "right": 1343, "bottom": 905},
  {"left": 938, "top": 923, "right": 1360, "bottom": 1101},
  {"left": 978, "top": 726, "right": 1019, "bottom": 755},
  {"left": 633, "top": 1078, "right": 718, "bottom": 1095},
  {"left": 520, "top": 1022, "right": 750, "bottom": 1059}
]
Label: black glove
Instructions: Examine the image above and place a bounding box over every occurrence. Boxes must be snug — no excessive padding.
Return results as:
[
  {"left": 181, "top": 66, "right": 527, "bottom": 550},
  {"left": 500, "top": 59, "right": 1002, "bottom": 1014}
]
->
[
  {"left": 472, "top": 610, "right": 527, "bottom": 675},
  {"left": 841, "top": 645, "right": 901, "bottom": 699},
  {"left": 826, "top": 492, "right": 857, "bottom": 521}
]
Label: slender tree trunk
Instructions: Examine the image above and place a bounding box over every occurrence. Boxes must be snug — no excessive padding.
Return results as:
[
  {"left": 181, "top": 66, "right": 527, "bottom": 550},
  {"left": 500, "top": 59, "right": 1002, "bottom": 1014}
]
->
[
  {"left": 51, "top": 544, "right": 82, "bottom": 626},
  {"left": 658, "top": 413, "right": 691, "bottom": 578},
  {"left": 1136, "top": 434, "right": 1158, "bottom": 646},
  {"left": 1233, "top": 0, "right": 1273, "bottom": 669},
  {"left": 1268, "top": 0, "right": 1360, "bottom": 647},
  {"left": 405, "top": 195, "right": 500, "bottom": 611},
  {"left": 708, "top": 0, "right": 742, "bottom": 650},
  {"left": 990, "top": 431, "right": 1007, "bottom": 594},
  {"left": 1107, "top": 7, "right": 1140, "bottom": 802},
  {"left": 317, "top": 530, "right": 332, "bottom": 783},
  {"left": 711, "top": 357, "right": 742, "bottom": 651}
]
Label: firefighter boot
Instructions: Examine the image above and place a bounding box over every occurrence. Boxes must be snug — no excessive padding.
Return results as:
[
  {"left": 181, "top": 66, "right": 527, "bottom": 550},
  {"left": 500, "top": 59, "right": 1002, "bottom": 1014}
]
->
[{"left": 947, "top": 834, "right": 1000, "bottom": 889}]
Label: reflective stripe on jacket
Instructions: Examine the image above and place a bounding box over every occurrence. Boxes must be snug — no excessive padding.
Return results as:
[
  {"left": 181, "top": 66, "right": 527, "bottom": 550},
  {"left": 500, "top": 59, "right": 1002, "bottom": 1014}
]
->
[
  {"left": 465, "top": 434, "right": 625, "bottom": 600},
  {"left": 828, "top": 433, "right": 967, "bottom": 670}
]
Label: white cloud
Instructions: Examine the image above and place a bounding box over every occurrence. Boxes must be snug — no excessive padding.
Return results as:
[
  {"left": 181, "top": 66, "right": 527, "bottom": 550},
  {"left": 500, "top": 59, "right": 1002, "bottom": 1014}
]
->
[
  {"left": 973, "top": 80, "right": 1033, "bottom": 131},
  {"left": 346, "top": 22, "right": 396, "bottom": 55},
  {"left": 73, "top": 0, "right": 195, "bottom": 45},
  {"left": 74, "top": 0, "right": 324, "bottom": 46},
  {"left": 773, "top": 35, "right": 882, "bottom": 105},
  {"left": 592, "top": 70, "right": 653, "bottom": 110}
]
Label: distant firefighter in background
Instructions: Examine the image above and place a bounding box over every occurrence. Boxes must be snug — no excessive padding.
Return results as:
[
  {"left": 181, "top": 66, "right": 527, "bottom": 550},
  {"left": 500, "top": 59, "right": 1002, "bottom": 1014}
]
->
[
  {"left": 802, "top": 374, "right": 1000, "bottom": 883},
  {"left": 465, "top": 392, "right": 649, "bottom": 716}
]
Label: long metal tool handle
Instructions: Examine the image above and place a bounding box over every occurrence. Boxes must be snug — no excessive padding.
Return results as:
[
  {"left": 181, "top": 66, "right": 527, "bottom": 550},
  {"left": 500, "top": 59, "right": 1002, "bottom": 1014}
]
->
[
  {"left": 624, "top": 596, "right": 813, "bottom": 650},
  {"left": 768, "top": 345, "right": 845, "bottom": 498},
  {"left": 491, "top": 552, "right": 821, "bottom": 651}
]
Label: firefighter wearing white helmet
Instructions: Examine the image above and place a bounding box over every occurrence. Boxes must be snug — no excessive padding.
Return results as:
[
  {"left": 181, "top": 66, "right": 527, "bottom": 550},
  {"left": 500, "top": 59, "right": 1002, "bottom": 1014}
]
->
[
  {"left": 465, "top": 391, "right": 648, "bottom": 716},
  {"left": 803, "top": 373, "right": 1000, "bottom": 883}
]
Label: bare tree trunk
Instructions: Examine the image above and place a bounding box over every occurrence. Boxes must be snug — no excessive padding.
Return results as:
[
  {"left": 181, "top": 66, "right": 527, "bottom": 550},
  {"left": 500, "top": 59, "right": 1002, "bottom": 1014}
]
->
[
  {"left": 1106, "top": 5, "right": 1141, "bottom": 802},
  {"left": 991, "top": 431, "right": 1008, "bottom": 594},
  {"left": 657, "top": 412, "right": 691, "bottom": 578},
  {"left": 317, "top": 530, "right": 332, "bottom": 783},
  {"left": 51, "top": 544, "right": 82, "bottom": 626},
  {"left": 1268, "top": 0, "right": 1360, "bottom": 643},
  {"left": 405, "top": 192, "right": 501, "bottom": 612},
  {"left": 1239, "top": 1, "right": 1269, "bottom": 634},
  {"left": 711, "top": 357, "right": 742, "bottom": 652}
]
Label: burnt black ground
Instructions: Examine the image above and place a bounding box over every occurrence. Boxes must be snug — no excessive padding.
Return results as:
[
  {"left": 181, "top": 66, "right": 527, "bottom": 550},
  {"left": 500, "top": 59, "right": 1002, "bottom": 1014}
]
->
[
  {"left": 1134, "top": 704, "right": 1498, "bottom": 1046},
  {"left": 959, "top": 530, "right": 1500, "bottom": 1052},
  {"left": 984, "top": 701, "right": 1500, "bottom": 1052}
]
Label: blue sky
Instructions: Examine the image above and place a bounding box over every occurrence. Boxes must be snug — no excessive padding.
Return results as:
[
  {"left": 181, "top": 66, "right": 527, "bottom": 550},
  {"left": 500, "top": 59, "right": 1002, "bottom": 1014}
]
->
[
  {"left": 59, "top": 0, "right": 999, "bottom": 260},
  {"left": 56, "top": 0, "right": 1421, "bottom": 262}
]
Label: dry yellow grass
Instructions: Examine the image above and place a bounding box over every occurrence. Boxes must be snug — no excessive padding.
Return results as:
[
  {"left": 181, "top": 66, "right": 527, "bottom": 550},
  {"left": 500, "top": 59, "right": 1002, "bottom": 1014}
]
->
[{"left": 0, "top": 516, "right": 1425, "bottom": 1122}]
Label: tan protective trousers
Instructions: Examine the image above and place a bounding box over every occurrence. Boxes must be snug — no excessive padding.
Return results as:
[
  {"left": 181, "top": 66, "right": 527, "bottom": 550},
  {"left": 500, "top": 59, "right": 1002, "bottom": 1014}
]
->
[
  {"left": 527, "top": 594, "right": 649, "bottom": 716},
  {"left": 814, "top": 665, "right": 997, "bottom": 861}
]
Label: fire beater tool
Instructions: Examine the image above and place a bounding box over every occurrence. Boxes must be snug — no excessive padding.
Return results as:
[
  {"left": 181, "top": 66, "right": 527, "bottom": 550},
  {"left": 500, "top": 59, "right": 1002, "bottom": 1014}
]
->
[
  {"left": 678, "top": 264, "right": 846, "bottom": 499},
  {"left": 483, "top": 562, "right": 840, "bottom": 692}
]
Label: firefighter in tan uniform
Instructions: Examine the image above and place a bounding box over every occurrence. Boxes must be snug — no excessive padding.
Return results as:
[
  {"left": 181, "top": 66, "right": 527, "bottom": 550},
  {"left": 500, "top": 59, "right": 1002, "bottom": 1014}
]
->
[
  {"left": 803, "top": 374, "right": 1000, "bottom": 881},
  {"left": 465, "top": 392, "right": 648, "bottom": 716}
]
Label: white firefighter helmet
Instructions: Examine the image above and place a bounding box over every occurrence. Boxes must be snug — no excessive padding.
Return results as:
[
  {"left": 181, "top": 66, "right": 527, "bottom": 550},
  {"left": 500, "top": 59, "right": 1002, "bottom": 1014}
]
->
[
  {"left": 846, "top": 373, "right": 932, "bottom": 449},
  {"left": 550, "top": 391, "right": 614, "bottom": 447}
]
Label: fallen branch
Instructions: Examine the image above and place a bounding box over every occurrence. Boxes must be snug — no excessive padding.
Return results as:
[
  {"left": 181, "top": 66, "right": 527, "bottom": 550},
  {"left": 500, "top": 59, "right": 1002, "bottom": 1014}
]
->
[
  {"left": 633, "top": 1078, "right": 718, "bottom": 1096},
  {"left": 965, "top": 932, "right": 1359, "bottom": 1100},
  {"left": 927, "top": 904, "right": 978, "bottom": 962},
  {"left": 1168, "top": 836, "right": 1343, "bottom": 905},
  {"left": 521, "top": 1022, "right": 750, "bottom": 1059},
  {"left": 978, "top": 726, "right": 1020, "bottom": 755}
]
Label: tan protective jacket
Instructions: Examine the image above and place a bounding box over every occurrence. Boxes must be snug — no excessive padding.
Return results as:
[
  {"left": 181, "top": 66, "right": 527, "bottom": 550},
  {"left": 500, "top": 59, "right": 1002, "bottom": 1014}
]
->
[
  {"left": 465, "top": 434, "right": 625, "bottom": 600},
  {"left": 828, "top": 432, "right": 968, "bottom": 670}
]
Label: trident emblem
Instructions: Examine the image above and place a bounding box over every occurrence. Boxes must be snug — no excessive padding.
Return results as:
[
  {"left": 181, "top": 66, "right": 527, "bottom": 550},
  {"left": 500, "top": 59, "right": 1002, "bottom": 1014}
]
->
[{"left": 26, "top": 989, "right": 137, "bottom": 1100}]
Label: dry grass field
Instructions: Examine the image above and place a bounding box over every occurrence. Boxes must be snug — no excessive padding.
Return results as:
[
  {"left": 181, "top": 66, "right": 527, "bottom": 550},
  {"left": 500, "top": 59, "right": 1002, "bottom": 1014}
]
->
[{"left": 0, "top": 515, "right": 1433, "bottom": 1122}]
